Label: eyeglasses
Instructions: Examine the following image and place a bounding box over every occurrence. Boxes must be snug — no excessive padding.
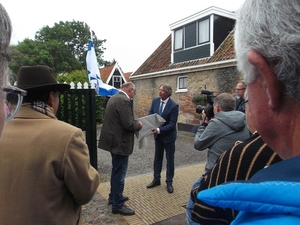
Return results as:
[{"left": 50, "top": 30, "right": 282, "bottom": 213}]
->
[
  {"left": 236, "top": 88, "right": 246, "bottom": 91},
  {"left": 1, "top": 86, "right": 27, "bottom": 122}
]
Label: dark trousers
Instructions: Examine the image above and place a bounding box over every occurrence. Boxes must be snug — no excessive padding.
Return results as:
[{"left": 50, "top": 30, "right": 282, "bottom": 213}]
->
[
  {"left": 153, "top": 139, "right": 175, "bottom": 184},
  {"left": 109, "top": 153, "right": 129, "bottom": 209}
]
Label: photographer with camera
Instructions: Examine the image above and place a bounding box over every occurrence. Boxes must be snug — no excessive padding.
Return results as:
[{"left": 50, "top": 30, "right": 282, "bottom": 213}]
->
[
  {"left": 196, "top": 105, "right": 214, "bottom": 124},
  {"left": 194, "top": 92, "right": 250, "bottom": 172},
  {"left": 185, "top": 93, "right": 250, "bottom": 224}
]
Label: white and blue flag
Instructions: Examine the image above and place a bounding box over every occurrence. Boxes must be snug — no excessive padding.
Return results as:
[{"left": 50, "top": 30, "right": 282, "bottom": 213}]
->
[{"left": 86, "top": 40, "right": 119, "bottom": 97}]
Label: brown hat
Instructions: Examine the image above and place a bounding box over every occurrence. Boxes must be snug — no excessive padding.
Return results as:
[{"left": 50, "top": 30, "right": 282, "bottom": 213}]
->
[{"left": 16, "top": 65, "right": 70, "bottom": 92}]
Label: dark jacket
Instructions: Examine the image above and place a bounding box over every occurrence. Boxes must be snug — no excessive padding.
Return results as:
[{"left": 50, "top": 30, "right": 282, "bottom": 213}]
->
[
  {"left": 236, "top": 97, "right": 245, "bottom": 113},
  {"left": 148, "top": 97, "right": 178, "bottom": 143},
  {"left": 191, "top": 133, "right": 282, "bottom": 224},
  {"left": 98, "top": 92, "right": 142, "bottom": 156}
]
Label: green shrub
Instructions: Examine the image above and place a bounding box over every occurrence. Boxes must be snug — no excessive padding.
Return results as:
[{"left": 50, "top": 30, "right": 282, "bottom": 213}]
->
[{"left": 192, "top": 94, "right": 206, "bottom": 106}]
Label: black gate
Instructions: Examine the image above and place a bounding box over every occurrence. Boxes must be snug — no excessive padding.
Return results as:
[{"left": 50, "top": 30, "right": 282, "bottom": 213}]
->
[{"left": 56, "top": 86, "right": 98, "bottom": 170}]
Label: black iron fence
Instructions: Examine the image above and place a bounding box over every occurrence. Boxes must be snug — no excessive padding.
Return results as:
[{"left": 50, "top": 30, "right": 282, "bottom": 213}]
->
[{"left": 56, "top": 82, "right": 105, "bottom": 170}]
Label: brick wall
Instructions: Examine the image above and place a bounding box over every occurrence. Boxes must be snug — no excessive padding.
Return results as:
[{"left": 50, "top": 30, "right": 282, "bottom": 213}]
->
[{"left": 132, "top": 66, "right": 242, "bottom": 127}]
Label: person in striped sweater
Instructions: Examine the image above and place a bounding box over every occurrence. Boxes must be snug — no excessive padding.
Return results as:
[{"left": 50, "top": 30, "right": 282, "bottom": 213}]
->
[{"left": 186, "top": 90, "right": 282, "bottom": 225}]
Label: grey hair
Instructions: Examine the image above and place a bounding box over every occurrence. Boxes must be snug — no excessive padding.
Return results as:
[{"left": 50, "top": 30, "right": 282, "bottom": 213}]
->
[
  {"left": 237, "top": 81, "right": 247, "bottom": 89},
  {"left": 0, "top": 3, "right": 11, "bottom": 88},
  {"left": 213, "top": 93, "right": 235, "bottom": 112},
  {"left": 159, "top": 83, "right": 172, "bottom": 96},
  {"left": 244, "top": 88, "right": 248, "bottom": 102},
  {"left": 122, "top": 82, "right": 135, "bottom": 89},
  {"left": 235, "top": 0, "right": 300, "bottom": 102}
]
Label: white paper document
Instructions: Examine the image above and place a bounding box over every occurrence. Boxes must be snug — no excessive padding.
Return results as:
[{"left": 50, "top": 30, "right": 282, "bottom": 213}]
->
[{"left": 135, "top": 113, "right": 166, "bottom": 149}]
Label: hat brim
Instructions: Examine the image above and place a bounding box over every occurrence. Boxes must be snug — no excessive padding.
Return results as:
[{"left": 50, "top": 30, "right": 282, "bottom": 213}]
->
[{"left": 23, "top": 83, "right": 71, "bottom": 92}]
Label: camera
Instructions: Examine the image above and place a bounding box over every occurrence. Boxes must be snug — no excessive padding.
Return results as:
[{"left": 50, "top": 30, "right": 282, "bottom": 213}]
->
[{"left": 196, "top": 89, "right": 215, "bottom": 120}]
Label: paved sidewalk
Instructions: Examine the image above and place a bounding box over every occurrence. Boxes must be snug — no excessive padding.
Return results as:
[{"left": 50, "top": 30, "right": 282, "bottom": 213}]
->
[
  {"left": 82, "top": 163, "right": 205, "bottom": 225},
  {"left": 82, "top": 130, "right": 206, "bottom": 224}
]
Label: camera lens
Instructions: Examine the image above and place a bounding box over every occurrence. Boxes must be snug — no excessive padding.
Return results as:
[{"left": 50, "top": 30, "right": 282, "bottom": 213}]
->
[{"left": 196, "top": 105, "right": 206, "bottom": 114}]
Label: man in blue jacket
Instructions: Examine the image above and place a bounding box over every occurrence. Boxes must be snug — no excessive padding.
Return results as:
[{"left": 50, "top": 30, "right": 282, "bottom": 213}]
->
[
  {"left": 146, "top": 84, "right": 178, "bottom": 193},
  {"left": 197, "top": 0, "right": 300, "bottom": 224}
]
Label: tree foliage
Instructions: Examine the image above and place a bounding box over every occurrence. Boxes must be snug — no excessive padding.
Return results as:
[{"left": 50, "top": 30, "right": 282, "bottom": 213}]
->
[
  {"left": 10, "top": 38, "right": 82, "bottom": 75},
  {"left": 56, "top": 69, "right": 89, "bottom": 84},
  {"left": 35, "top": 21, "right": 106, "bottom": 68},
  {"left": 9, "top": 20, "right": 112, "bottom": 77},
  {"left": 9, "top": 20, "right": 113, "bottom": 126}
]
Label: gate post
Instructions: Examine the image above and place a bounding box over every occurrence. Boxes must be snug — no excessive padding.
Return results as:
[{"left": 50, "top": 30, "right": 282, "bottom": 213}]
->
[{"left": 85, "top": 88, "right": 98, "bottom": 170}]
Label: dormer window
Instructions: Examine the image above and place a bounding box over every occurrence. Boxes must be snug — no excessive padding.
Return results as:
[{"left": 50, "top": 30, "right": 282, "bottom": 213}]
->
[
  {"left": 174, "top": 28, "right": 183, "bottom": 50},
  {"left": 199, "top": 18, "right": 209, "bottom": 44},
  {"left": 173, "top": 17, "right": 210, "bottom": 52},
  {"left": 170, "top": 6, "right": 235, "bottom": 64}
]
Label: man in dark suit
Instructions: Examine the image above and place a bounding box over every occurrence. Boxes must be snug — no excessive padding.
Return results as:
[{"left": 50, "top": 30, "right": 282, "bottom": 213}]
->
[
  {"left": 98, "top": 82, "right": 143, "bottom": 216},
  {"left": 146, "top": 84, "right": 179, "bottom": 193}
]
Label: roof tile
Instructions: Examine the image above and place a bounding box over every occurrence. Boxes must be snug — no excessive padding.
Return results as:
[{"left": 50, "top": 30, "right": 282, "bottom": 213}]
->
[{"left": 100, "top": 64, "right": 114, "bottom": 82}]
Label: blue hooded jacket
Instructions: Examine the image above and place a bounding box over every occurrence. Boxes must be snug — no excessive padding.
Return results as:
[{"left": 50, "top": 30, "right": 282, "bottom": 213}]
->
[{"left": 197, "top": 155, "right": 300, "bottom": 224}]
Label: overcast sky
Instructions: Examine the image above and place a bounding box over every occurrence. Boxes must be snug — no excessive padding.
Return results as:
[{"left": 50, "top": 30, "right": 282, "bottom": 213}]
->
[{"left": 2, "top": 0, "right": 245, "bottom": 72}]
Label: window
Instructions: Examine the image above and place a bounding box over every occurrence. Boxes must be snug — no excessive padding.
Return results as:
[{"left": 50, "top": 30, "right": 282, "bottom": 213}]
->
[
  {"left": 177, "top": 76, "right": 187, "bottom": 92},
  {"left": 174, "top": 28, "right": 183, "bottom": 50},
  {"left": 173, "top": 18, "right": 210, "bottom": 52},
  {"left": 112, "top": 76, "right": 121, "bottom": 88},
  {"left": 198, "top": 18, "right": 209, "bottom": 43},
  {"left": 113, "top": 76, "right": 120, "bottom": 82}
]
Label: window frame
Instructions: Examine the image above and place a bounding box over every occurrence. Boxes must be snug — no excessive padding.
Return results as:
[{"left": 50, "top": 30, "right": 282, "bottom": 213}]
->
[
  {"left": 176, "top": 75, "right": 188, "bottom": 92},
  {"left": 174, "top": 28, "right": 183, "bottom": 50},
  {"left": 112, "top": 75, "right": 121, "bottom": 88},
  {"left": 198, "top": 17, "right": 210, "bottom": 44}
]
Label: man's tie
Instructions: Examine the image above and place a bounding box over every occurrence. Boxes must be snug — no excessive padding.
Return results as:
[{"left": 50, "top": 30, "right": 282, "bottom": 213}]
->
[{"left": 159, "top": 101, "right": 164, "bottom": 115}]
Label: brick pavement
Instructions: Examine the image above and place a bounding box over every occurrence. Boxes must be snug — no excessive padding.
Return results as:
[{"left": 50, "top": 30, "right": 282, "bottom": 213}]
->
[{"left": 82, "top": 163, "right": 205, "bottom": 225}]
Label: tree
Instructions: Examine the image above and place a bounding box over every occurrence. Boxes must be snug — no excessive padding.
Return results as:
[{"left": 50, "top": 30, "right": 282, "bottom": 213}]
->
[
  {"left": 103, "top": 58, "right": 117, "bottom": 68},
  {"left": 35, "top": 20, "right": 107, "bottom": 69},
  {"left": 56, "top": 69, "right": 89, "bottom": 84},
  {"left": 9, "top": 20, "right": 111, "bottom": 77},
  {"left": 10, "top": 38, "right": 82, "bottom": 75}
]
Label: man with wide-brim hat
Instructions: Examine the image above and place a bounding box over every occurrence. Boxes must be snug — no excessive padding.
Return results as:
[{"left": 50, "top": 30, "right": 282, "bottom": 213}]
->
[
  {"left": 17, "top": 65, "right": 70, "bottom": 92},
  {"left": 0, "top": 65, "right": 100, "bottom": 225},
  {"left": 16, "top": 65, "right": 70, "bottom": 114}
]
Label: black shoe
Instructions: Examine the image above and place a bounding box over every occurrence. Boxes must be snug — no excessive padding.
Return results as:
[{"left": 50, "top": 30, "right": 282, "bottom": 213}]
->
[
  {"left": 108, "top": 196, "right": 129, "bottom": 205},
  {"left": 112, "top": 205, "right": 135, "bottom": 216},
  {"left": 147, "top": 180, "right": 161, "bottom": 188},
  {"left": 167, "top": 184, "right": 174, "bottom": 193}
]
